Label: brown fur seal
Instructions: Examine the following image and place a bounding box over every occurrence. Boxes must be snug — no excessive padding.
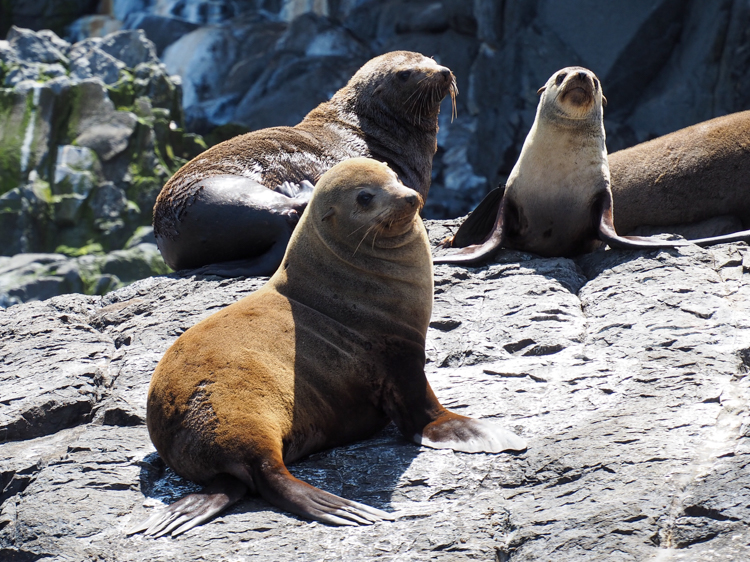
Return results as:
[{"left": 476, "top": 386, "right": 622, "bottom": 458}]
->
[
  {"left": 153, "top": 51, "right": 457, "bottom": 277},
  {"left": 435, "top": 68, "right": 750, "bottom": 265},
  {"left": 609, "top": 110, "right": 750, "bottom": 233},
  {"left": 129, "top": 158, "right": 526, "bottom": 538}
]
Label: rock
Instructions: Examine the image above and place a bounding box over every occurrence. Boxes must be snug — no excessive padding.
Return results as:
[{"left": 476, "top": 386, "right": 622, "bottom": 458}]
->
[
  {"left": 66, "top": 14, "right": 124, "bottom": 43},
  {"left": 0, "top": 244, "right": 170, "bottom": 307},
  {"left": 97, "top": 29, "right": 159, "bottom": 69},
  {"left": 69, "top": 46, "right": 127, "bottom": 84},
  {"left": 0, "top": 236, "right": 748, "bottom": 560},
  {"left": 121, "top": 13, "right": 200, "bottom": 56},
  {"left": 5, "top": 26, "right": 69, "bottom": 65},
  {"left": 0, "top": 27, "right": 203, "bottom": 268},
  {"left": 0, "top": 0, "right": 98, "bottom": 38}
]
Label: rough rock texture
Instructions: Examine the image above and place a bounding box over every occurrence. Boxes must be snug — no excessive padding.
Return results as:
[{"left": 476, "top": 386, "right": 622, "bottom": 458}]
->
[
  {"left": 0, "top": 27, "right": 203, "bottom": 258},
  {"left": 1, "top": 226, "right": 748, "bottom": 561}
]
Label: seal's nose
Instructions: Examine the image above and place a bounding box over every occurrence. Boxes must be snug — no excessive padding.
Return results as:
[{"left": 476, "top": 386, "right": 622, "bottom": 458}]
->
[
  {"left": 440, "top": 68, "right": 451, "bottom": 81},
  {"left": 405, "top": 193, "right": 418, "bottom": 207},
  {"left": 577, "top": 71, "right": 588, "bottom": 81}
]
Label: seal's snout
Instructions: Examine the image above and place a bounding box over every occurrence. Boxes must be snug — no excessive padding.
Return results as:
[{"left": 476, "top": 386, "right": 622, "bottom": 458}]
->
[
  {"left": 439, "top": 68, "right": 452, "bottom": 81},
  {"left": 577, "top": 71, "right": 588, "bottom": 81},
  {"left": 405, "top": 193, "right": 418, "bottom": 207}
]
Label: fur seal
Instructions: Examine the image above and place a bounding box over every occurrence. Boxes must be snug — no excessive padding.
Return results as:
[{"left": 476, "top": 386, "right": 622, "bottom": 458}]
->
[
  {"left": 435, "top": 68, "right": 750, "bottom": 265},
  {"left": 153, "top": 51, "right": 457, "bottom": 277},
  {"left": 129, "top": 158, "right": 526, "bottom": 538},
  {"left": 608, "top": 110, "right": 750, "bottom": 233}
]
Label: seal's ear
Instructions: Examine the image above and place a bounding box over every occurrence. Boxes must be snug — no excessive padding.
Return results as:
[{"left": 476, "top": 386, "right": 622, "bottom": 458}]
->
[
  {"left": 537, "top": 85, "right": 546, "bottom": 95},
  {"left": 321, "top": 208, "right": 335, "bottom": 222},
  {"left": 602, "top": 95, "right": 608, "bottom": 107}
]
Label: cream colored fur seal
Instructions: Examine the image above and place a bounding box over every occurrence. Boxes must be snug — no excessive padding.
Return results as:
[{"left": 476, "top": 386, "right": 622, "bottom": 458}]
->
[
  {"left": 436, "top": 68, "right": 750, "bottom": 265},
  {"left": 153, "top": 51, "right": 457, "bottom": 277},
  {"left": 129, "top": 158, "right": 526, "bottom": 538}
]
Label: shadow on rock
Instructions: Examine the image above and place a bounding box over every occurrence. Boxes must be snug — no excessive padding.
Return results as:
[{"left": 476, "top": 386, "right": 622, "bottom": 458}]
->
[{"left": 134, "top": 423, "right": 420, "bottom": 525}]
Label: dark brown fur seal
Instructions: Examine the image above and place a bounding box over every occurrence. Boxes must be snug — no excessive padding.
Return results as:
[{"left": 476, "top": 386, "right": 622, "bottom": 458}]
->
[
  {"left": 435, "top": 69, "right": 750, "bottom": 266},
  {"left": 153, "top": 51, "right": 457, "bottom": 277},
  {"left": 129, "top": 158, "right": 526, "bottom": 538}
]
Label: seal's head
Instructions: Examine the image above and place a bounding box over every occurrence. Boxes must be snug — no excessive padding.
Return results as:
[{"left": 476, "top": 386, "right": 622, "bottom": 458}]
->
[
  {"left": 311, "top": 157, "right": 424, "bottom": 251},
  {"left": 537, "top": 66, "right": 606, "bottom": 126},
  {"left": 343, "top": 51, "right": 457, "bottom": 128},
  {"left": 273, "top": 157, "right": 432, "bottom": 338}
]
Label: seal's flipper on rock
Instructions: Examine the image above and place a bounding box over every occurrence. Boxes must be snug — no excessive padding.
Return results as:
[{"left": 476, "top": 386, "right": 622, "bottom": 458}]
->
[
  {"left": 417, "top": 411, "right": 527, "bottom": 453},
  {"left": 688, "top": 229, "right": 750, "bottom": 246},
  {"left": 188, "top": 232, "right": 292, "bottom": 277},
  {"left": 127, "top": 476, "right": 246, "bottom": 538},
  {"left": 382, "top": 341, "right": 526, "bottom": 453},
  {"left": 256, "top": 463, "right": 395, "bottom": 527},
  {"left": 432, "top": 197, "right": 507, "bottom": 265},
  {"left": 596, "top": 191, "right": 691, "bottom": 250},
  {"left": 443, "top": 186, "right": 505, "bottom": 248}
]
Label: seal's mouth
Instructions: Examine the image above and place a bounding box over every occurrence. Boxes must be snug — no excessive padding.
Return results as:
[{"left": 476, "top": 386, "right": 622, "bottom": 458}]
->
[{"left": 561, "top": 83, "right": 593, "bottom": 106}]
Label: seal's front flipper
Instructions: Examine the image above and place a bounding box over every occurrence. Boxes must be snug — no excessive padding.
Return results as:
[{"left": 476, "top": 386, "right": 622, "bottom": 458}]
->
[
  {"left": 381, "top": 341, "right": 526, "bottom": 454},
  {"left": 433, "top": 195, "right": 507, "bottom": 265},
  {"left": 445, "top": 186, "right": 505, "bottom": 248},
  {"left": 188, "top": 232, "right": 291, "bottom": 277},
  {"left": 256, "top": 463, "right": 395, "bottom": 526},
  {"left": 127, "top": 476, "right": 246, "bottom": 538},
  {"left": 596, "top": 191, "right": 690, "bottom": 250},
  {"left": 416, "top": 411, "right": 527, "bottom": 453}
]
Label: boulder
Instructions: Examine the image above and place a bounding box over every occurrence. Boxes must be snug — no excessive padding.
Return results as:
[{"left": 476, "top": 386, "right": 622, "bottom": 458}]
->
[
  {"left": 0, "top": 233, "right": 748, "bottom": 560},
  {"left": 0, "top": 27, "right": 204, "bottom": 265}
]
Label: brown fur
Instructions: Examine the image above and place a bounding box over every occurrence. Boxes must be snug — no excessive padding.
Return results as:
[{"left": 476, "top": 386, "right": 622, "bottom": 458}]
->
[
  {"left": 152, "top": 51, "right": 457, "bottom": 274},
  {"left": 134, "top": 159, "right": 524, "bottom": 537},
  {"left": 609, "top": 110, "right": 750, "bottom": 233}
]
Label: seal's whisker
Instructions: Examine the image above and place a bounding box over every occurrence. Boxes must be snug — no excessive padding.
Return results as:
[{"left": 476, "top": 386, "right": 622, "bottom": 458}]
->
[{"left": 353, "top": 221, "right": 382, "bottom": 256}]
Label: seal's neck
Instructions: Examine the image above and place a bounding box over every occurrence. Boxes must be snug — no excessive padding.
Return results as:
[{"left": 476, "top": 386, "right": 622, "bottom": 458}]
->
[
  {"left": 300, "top": 94, "right": 437, "bottom": 200},
  {"left": 269, "top": 214, "right": 433, "bottom": 346}
]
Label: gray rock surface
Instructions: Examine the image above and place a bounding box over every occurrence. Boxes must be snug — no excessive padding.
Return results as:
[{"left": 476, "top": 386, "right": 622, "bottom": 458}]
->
[{"left": 1, "top": 227, "right": 748, "bottom": 561}]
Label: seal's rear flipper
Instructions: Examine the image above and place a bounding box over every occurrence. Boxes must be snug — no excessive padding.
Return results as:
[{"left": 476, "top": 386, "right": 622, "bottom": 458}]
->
[
  {"left": 445, "top": 186, "right": 505, "bottom": 248},
  {"left": 127, "top": 476, "right": 246, "bottom": 538},
  {"left": 256, "top": 464, "right": 395, "bottom": 526},
  {"left": 600, "top": 208, "right": 750, "bottom": 249},
  {"left": 432, "top": 196, "right": 507, "bottom": 265},
  {"left": 687, "top": 229, "right": 750, "bottom": 246}
]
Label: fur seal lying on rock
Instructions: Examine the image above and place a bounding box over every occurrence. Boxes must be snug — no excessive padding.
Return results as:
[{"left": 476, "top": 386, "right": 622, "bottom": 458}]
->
[
  {"left": 435, "top": 68, "right": 750, "bottom": 265},
  {"left": 129, "top": 158, "right": 526, "bottom": 538},
  {"left": 608, "top": 110, "right": 750, "bottom": 233},
  {"left": 153, "top": 51, "right": 457, "bottom": 277}
]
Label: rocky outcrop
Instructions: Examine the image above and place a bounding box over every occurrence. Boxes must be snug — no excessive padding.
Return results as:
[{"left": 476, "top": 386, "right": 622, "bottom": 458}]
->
[
  {"left": 1, "top": 230, "right": 748, "bottom": 561},
  {"left": 0, "top": 27, "right": 212, "bottom": 305},
  {"left": 0, "top": 27, "right": 204, "bottom": 256}
]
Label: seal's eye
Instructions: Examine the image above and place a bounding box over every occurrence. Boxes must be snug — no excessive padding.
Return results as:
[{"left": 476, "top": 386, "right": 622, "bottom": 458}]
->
[
  {"left": 357, "top": 191, "right": 374, "bottom": 207},
  {"left": 397, "top": 70, "right": 411, "bottom": 82},
  {"left": 555, "top": 73, "right": 566, "bottom": 86}
]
